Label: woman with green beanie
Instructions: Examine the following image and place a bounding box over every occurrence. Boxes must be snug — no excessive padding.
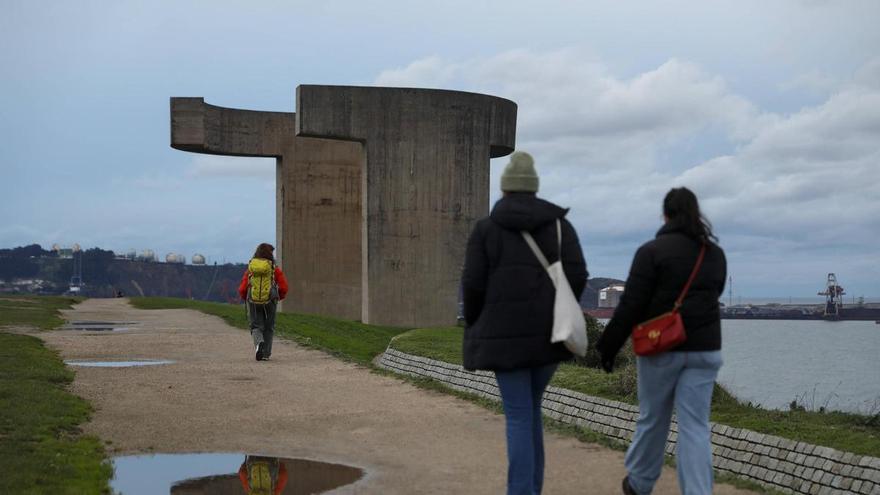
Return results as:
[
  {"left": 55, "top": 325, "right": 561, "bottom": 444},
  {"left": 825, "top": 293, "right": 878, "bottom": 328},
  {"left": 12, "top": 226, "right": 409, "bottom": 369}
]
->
[{"left": 462, "top": 151, "right": 588, "bottom": 495}]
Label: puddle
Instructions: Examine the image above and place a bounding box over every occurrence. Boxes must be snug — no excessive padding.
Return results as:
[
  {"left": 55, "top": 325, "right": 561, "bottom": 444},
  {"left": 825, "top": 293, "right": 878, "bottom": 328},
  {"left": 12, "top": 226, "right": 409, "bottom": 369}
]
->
[
  {"left": 70, "top": 320, "right": 139, "bottom": 326},
  {"left": 65, "top": 360, "right": 174, "bottom": 368},
  {"left": 111, "top": 453, "right": 364, "bottom": 494},
  {"left": 63, "top": 320, "right": 139, "bottom": 332}
]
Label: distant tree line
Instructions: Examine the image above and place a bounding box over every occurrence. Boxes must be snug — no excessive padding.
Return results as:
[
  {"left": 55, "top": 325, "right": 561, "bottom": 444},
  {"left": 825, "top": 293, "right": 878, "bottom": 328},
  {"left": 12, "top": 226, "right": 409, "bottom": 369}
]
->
[{"left": 0, "top": 244, "right": 116, "bottom": 284}]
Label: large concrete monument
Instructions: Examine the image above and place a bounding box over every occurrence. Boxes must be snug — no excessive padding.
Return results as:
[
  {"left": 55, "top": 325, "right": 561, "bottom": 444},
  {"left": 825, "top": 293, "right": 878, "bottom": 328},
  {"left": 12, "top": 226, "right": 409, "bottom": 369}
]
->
[{"left": 171, "top": 85, "right": 517, "bottom": 327}]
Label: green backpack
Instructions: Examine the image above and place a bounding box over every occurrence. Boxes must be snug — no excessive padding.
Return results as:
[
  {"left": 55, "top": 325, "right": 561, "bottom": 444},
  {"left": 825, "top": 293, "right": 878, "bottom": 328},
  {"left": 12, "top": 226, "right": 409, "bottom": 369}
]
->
[
  {"left": 246, "top": 457, "right": 277, "bottom": 495},
  {"left": 247, "top": 258, "right": 278, "bottom": 304}
]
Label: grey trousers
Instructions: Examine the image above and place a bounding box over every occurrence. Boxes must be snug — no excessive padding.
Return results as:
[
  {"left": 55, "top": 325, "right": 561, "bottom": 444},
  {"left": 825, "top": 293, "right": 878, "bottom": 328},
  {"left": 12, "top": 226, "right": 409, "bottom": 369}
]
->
[{"left": 246, "top": 301, "right": 277, "bottom": 358}]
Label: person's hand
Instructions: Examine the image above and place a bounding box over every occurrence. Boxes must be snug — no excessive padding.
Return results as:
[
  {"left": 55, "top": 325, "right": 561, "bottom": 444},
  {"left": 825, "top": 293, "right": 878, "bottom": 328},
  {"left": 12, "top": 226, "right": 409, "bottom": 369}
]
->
[
  {"left": 600, "top": 351, "right": 615, "bottom": 373},
  {"left": 595, "top": 334, "right": 613, "bottom": 373}
]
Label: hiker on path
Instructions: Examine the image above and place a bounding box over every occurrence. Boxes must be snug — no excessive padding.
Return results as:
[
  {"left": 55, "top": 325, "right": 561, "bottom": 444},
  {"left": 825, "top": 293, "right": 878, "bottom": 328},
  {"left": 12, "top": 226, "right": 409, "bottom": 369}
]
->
[
  {"left": 238, "top": 455, "right": 288, "bottom": 495},
  {"left": 597, "top": 187, "right": 727, "bottom": 495},
  {"left": 238, "top": 243, "right": 288, "bottom": 361},
  {"left": 461, "top": 151, "right": 588, "bottom": 495}
]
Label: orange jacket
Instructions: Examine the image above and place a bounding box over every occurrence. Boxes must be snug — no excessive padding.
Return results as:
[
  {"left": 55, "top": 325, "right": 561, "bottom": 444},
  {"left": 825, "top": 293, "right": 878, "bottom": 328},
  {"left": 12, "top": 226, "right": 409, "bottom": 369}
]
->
[{"left": 238, "top": 266, "right": 289, "bottom": 301}]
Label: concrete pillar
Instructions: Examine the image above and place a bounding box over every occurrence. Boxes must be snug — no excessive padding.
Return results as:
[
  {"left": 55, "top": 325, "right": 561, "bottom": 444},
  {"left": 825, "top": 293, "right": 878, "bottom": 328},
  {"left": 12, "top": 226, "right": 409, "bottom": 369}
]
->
[{"left": 296, "top": 86, "right": 516, "bottom": 327}]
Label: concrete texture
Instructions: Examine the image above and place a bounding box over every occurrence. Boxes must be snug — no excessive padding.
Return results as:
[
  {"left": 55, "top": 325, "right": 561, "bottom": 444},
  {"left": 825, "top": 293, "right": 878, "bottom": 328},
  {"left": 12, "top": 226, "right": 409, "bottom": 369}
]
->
[
  {"left": 171, "top": 86, "right": 518, "bottom": 327},
  {"left": 296, "top": 86, "right": 516, "bottom": 327}
]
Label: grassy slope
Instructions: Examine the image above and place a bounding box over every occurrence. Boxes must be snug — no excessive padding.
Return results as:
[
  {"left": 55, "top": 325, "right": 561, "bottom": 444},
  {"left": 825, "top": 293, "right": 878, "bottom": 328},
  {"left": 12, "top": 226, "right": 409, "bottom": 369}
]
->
[
  {"left": 0, "top": 296, "right": 111, "bottom": 495},
  {"left": 130, "top": 297, "right": 408, "bottom": 365},
  {"left": 0, "top": 296, "right": 83, "bottom": 330},
  {"left": 390, "top": 326, "right": 880, "bottom": 457}
]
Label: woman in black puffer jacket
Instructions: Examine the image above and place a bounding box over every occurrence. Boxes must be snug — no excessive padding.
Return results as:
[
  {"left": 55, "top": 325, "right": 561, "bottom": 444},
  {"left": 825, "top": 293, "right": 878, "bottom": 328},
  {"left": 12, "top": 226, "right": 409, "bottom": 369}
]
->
[
  {"left": 597, "top": 187, "right": 727, "bottom": 495},
  {"left": 462, "top": 151, "right": 588, "bottom": 495}
]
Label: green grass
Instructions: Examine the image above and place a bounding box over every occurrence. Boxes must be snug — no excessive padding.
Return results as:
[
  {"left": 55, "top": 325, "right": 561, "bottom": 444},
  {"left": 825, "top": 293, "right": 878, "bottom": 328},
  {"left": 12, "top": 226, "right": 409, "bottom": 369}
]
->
[
  {"left": 0, "top": 331, "right": 112, "bottom": 494},
  {"left": 130, "top": 297, "right": 409, "bottom": 365},
  {"left": 389, "top": 324, "right": 880, "bottom": 457},
  {"left": 0, "top": 295, "right": 83, "bottom": 330}
]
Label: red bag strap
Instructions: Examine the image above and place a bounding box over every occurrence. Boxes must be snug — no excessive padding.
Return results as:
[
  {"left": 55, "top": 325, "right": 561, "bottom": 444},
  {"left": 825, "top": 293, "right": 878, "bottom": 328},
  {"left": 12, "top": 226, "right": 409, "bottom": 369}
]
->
[{"left": 674, "top": 243, "right": 707, "bottom": 309}]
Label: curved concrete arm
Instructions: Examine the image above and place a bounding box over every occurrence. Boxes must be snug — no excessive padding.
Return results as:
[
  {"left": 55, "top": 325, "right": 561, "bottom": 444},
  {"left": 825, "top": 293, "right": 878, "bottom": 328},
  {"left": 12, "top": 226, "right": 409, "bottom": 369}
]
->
[
  {"left": 170, "top": 97, "right": 295, "bottom": 157},
  {"left": 295, "top": 85, "right": 517, "bottom": 158}
]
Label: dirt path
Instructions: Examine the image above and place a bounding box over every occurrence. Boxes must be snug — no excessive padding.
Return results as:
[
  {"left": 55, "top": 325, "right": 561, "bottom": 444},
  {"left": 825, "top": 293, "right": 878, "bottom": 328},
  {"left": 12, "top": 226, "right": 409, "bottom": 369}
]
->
[{"left": 37, "top": 298, "right": 754, "bottom": 494}]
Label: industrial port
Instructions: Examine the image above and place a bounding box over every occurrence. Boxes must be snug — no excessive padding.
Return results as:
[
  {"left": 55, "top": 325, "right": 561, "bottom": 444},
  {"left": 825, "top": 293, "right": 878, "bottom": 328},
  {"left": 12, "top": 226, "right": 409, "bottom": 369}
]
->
[{"left": 586, "top": 273, "right": 880, "bottom": 321}]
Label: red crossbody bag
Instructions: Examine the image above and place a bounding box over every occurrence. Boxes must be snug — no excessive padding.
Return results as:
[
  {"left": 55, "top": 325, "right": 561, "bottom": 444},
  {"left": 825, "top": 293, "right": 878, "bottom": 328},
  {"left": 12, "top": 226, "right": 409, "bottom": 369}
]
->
[{"left": 631, "top": 243, "right": 706, "bottom": 356}]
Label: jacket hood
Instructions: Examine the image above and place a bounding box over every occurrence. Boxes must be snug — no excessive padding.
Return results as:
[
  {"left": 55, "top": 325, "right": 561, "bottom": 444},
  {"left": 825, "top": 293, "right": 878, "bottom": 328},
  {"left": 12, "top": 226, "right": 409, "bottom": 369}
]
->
[{"left": 489, "top": 193, "right": 568, "bottom": 231}]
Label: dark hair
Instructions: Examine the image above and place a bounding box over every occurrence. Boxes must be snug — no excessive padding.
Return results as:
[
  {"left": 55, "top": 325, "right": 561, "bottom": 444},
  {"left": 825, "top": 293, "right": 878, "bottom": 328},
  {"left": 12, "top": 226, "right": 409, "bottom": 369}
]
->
[
  {"left": 663, "top": 187, "right": 717, "bottom": 243},
  {"left": 253, "top": 243, "right": 275, "bottom": 263}
]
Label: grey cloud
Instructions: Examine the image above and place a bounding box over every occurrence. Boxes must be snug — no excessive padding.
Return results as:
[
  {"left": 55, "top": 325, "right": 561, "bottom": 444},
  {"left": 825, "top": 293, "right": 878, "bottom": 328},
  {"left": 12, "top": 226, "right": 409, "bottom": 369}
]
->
[{"left": 376, "top": 52, "right": 880, "bottom": 293}]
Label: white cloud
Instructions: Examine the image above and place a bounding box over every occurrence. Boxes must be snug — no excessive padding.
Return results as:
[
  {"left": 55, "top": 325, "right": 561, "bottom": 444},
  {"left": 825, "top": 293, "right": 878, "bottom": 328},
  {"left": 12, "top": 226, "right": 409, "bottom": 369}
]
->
[{"left": 376, "top": 51, "right": 880, "bottom": 294}]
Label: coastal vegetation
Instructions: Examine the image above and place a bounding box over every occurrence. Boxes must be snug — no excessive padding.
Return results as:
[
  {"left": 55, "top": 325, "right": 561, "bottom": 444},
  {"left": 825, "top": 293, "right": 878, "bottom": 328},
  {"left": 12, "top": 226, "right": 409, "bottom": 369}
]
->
[{"left": 0, "top": 296, "right": 112, "bottom": 494}]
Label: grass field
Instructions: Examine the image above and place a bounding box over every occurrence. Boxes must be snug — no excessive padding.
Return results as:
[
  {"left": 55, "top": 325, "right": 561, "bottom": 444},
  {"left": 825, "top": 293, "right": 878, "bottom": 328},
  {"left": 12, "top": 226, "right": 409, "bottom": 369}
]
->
[
  {"left": 0, "top": 296, "right": 111, "bottom": 494},
  {"left": 0, "top": 295, "right": 82, "bottom": 330},
  {"left": 130, "top": 297, "right": 408, "bottom": 366},
  {"left": 389, "top": 325, "right": 880, "bottom": 458}
]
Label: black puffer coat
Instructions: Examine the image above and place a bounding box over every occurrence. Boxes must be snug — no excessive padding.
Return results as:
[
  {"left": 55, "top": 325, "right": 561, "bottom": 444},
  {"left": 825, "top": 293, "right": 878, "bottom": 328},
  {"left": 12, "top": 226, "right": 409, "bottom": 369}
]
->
[
  {"left": 596, "top": 224, "right": 727, "bottom": 360},
  {"left": 462, "top": 193, "right": 588, "bottom": 371}
]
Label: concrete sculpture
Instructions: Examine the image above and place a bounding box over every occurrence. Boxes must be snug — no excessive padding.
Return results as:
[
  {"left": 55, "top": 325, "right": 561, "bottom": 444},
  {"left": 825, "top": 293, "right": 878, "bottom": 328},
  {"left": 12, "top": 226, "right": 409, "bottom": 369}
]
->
[{"left": 171, "top": 85, "right": 517, "bottom": 327}]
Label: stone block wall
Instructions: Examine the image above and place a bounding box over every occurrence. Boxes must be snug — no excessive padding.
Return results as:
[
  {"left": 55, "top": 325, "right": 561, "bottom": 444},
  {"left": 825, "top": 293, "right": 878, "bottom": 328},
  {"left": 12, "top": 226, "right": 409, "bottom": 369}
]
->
[{"left": 378, "top": 348, "right": 880, "bottom": 495}]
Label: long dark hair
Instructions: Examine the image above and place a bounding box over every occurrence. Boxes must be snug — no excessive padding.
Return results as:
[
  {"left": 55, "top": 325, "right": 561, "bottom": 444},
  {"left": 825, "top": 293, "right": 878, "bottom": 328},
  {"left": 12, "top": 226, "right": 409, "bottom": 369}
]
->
[
  {"left": 663, "top": 187, "right": 717, "bottom": 243},
  {"left": 253, "top": 243, "right": 275, "bottom": 263}
]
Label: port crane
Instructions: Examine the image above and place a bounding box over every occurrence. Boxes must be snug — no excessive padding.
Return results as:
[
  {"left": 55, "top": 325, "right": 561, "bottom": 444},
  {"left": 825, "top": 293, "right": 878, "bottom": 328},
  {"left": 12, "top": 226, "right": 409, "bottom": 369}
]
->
[{"left": 817, "top": 273, "right": 845, "bottom": 319}]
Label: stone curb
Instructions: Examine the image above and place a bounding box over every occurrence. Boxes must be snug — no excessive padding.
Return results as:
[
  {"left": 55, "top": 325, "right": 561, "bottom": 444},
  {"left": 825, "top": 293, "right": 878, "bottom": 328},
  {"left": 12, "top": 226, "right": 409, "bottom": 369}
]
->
[{"left": 378, "top": 348, "right": 880, "bottom": 495}]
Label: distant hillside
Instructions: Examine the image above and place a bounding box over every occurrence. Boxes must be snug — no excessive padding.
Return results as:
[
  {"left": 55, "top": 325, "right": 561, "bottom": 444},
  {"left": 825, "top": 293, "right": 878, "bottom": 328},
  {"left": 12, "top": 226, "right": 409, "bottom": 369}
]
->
[
  {"left": 1, "top": 243, "right": 625, "bottom": 307},
  {"left": 0, "top": 244, "right": 245, "bottom": 302}
]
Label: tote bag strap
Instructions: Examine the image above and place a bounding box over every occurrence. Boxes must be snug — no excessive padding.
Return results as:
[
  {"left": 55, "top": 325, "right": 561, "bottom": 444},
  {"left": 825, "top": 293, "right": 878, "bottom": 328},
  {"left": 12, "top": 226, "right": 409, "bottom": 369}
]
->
[
  {"left": 521, "top": 231, "right": 550, "bottom": 269},
  {"left": 521, "top": 219, "right": 563, "bottom": 272},
  {"left": 673, "top": 243, "right": 707, "bottom": 309}
]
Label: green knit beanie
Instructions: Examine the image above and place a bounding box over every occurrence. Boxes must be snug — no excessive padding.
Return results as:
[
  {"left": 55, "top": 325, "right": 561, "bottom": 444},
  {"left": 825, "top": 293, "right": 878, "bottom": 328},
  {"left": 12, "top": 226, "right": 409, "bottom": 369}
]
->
[{"left": 500, "top": 151, "right": 539, "bottom": 193}]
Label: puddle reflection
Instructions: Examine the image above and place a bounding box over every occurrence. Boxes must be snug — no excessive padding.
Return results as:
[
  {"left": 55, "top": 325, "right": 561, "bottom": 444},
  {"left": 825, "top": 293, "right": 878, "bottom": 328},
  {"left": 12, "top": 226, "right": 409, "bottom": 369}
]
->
[
  {"left": 64, "top": 321, "right": 139, "bottom": 332},
  {"left": 111, "top": 453, "right": 364, "bottom": 495},
  {"left": 65, "top": 360, "right": 174, "bottom": 367}
]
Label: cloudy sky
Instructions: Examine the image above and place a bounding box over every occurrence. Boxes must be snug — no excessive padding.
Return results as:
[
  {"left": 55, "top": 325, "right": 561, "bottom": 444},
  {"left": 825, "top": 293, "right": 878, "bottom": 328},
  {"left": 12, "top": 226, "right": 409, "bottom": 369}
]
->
[{"left": 2, "top": 0, "right": 878, "bottom": 298}]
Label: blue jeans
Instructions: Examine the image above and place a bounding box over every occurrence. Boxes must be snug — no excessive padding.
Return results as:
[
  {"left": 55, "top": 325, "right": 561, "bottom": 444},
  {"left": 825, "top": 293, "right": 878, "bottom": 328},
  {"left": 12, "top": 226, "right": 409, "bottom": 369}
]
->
[
  {"left": 625, "top": 351, "right": 722, "bottom": 495},
  {"left": 495, "top": 363, "right": 558, "bottom": 495}
]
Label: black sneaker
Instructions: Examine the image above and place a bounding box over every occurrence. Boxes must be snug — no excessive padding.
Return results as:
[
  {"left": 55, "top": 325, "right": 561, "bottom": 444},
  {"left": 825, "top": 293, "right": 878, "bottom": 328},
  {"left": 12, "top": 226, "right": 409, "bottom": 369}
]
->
[
  {"left": 622, "top": 476, "right": 637, "bottom": 495},
  {"left": 255, "top": 343, "right": 264, "bottom": 361}
]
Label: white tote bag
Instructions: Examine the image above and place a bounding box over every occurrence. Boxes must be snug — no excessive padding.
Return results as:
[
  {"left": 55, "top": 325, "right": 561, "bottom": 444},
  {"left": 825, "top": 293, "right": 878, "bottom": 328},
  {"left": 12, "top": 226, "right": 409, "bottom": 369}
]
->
[{"left": 521, "top": 219, "right": 588, "bottom": 357}]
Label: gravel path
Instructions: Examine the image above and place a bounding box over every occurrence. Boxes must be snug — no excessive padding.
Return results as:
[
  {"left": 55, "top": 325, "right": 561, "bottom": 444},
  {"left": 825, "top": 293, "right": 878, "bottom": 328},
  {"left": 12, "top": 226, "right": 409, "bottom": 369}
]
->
[{"left": 36, "top": 298, "right": 755, "bottom": 494}]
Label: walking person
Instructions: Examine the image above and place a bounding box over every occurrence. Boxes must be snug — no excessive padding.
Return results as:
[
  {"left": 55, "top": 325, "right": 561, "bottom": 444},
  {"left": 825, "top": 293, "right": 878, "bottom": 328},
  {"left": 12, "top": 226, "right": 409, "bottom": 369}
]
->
[
  {"left": 462, "top": 151, "right": 588, "bottom": 495},
  {"left": 238, "top": 243, "right": 288, "bottom": 361},
  {"left": 597, "top": 187, "right": 727, "bottom": 495}
]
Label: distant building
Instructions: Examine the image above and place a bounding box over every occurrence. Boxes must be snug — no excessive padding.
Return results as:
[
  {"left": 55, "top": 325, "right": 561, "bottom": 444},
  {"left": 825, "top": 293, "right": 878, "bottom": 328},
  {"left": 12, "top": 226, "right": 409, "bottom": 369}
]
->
[
  {"left": 598, "top": 284, "right": 625, "bottom": 308},
  {"left": 52, "top": 243, "right": 80, "bottom": 259}
]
